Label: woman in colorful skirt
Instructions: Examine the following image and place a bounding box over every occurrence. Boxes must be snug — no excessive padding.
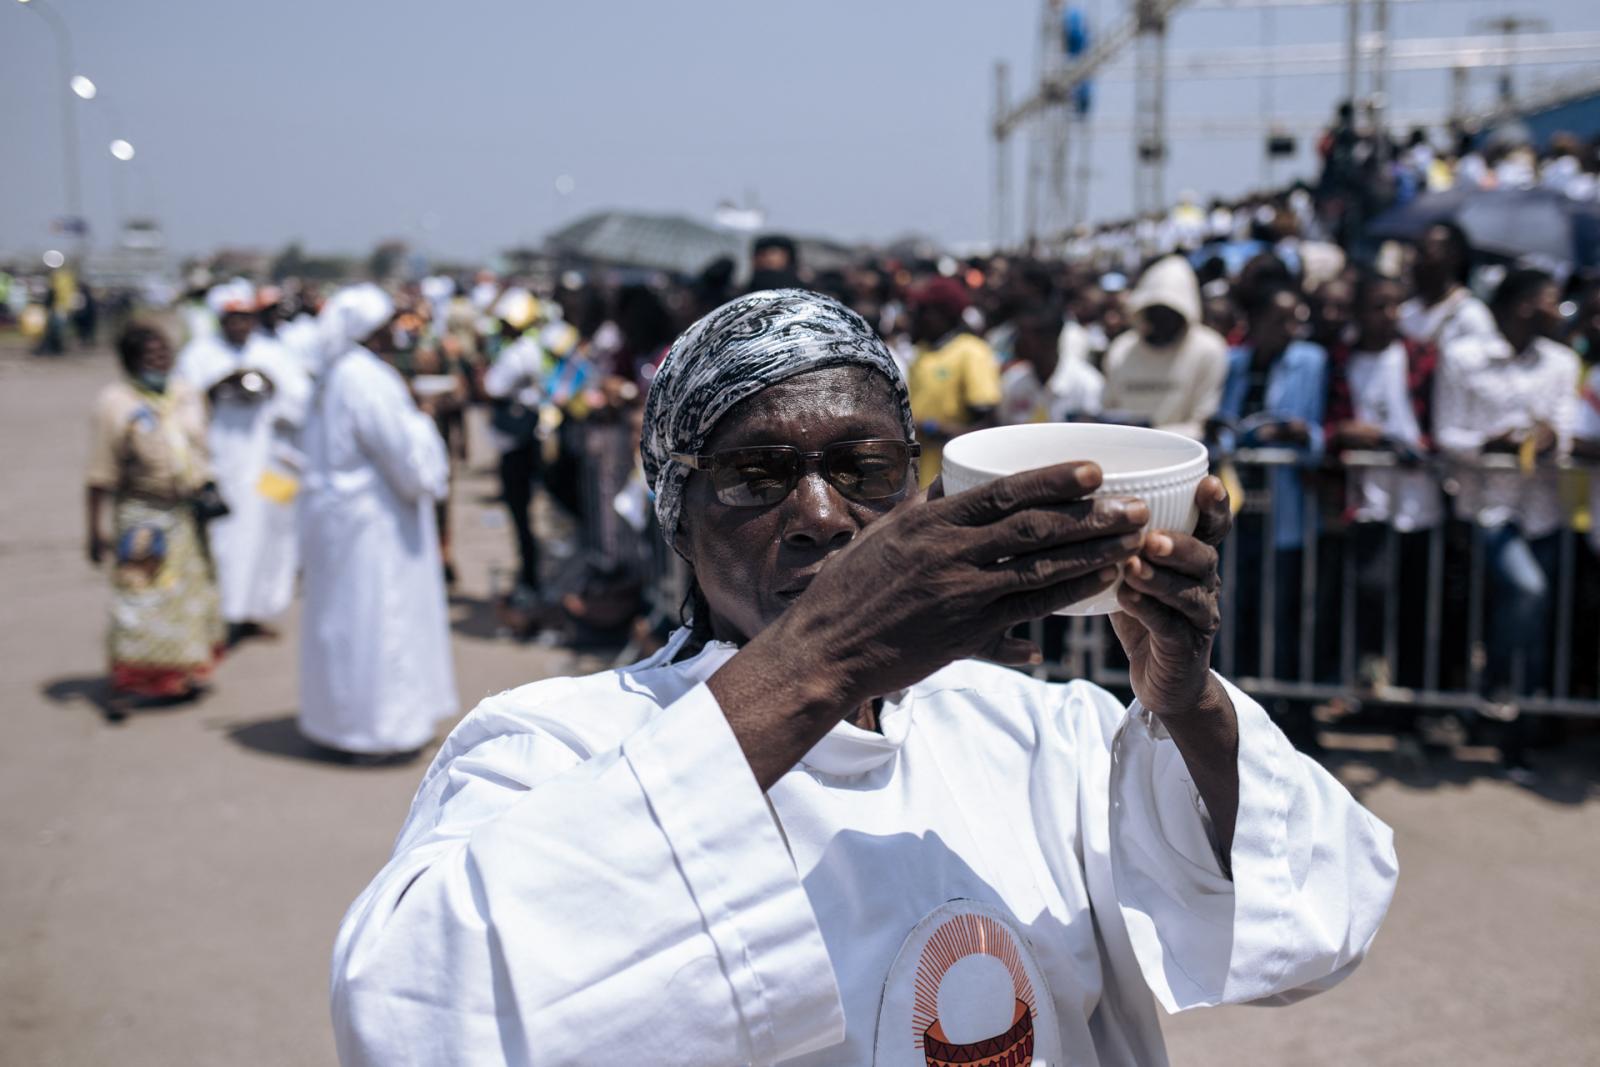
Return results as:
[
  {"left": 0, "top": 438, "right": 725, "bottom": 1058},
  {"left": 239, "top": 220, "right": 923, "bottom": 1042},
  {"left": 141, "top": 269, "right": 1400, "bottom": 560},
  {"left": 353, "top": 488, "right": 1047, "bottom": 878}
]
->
[{"left": 85, "top": 322, "right": 225, "bottom": 719}]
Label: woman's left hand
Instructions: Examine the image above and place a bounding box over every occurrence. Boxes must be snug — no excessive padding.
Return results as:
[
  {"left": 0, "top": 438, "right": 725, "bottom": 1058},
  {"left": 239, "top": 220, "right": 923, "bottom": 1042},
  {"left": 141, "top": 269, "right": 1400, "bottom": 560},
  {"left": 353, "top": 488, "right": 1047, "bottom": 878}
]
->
[{"left": 1110, "top": 476, "right": 1231, "bottom": 719}]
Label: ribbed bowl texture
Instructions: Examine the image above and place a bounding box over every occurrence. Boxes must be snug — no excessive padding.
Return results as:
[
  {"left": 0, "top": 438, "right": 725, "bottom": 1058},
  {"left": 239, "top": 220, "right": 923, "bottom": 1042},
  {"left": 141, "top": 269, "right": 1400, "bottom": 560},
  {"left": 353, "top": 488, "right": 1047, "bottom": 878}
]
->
[{"left": 940, "top": 423, "right": 1208, "bottom": 615}]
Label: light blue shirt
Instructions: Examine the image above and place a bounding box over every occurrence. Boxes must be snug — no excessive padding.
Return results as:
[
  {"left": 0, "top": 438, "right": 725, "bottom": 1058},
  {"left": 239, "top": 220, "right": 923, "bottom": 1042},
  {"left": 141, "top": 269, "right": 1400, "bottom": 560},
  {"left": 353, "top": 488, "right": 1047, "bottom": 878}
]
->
[{"left": 1221, "top": 339, "right": 1328, "bottom": 549}]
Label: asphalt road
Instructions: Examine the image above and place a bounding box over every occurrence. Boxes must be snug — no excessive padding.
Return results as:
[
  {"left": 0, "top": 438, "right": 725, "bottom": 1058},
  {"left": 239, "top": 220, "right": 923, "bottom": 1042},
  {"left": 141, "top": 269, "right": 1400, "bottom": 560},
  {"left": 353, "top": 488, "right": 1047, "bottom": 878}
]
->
[{"left": 1, "top": 338, "right": 1595, "bottom": 1066}]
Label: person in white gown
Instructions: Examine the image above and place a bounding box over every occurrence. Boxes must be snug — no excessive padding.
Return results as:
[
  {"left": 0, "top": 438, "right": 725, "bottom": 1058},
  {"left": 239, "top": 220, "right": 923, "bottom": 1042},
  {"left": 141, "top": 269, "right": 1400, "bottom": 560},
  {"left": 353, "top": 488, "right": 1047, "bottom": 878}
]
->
[
  {"left": 298, "top": 284, "right": 456, "bottom": 758},
  {"left": 275, "top": 286, "right": 329, "bottom": 381},
  {"left": 331, "top": 289, "right": 1397, "bottom": 1066},
  {"left": 174, "top": 280, "right": 310, "bottom": 639}
]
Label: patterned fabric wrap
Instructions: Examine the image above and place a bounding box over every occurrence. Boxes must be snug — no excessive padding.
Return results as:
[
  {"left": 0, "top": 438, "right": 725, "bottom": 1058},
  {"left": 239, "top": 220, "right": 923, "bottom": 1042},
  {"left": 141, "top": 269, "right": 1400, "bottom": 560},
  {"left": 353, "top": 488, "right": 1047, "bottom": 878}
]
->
[
  {"left": 108, "top": 497, "right": 224, "bottom": 696},
  {"left": 641, "top": 288, "right": 913, "bottom": 551}
]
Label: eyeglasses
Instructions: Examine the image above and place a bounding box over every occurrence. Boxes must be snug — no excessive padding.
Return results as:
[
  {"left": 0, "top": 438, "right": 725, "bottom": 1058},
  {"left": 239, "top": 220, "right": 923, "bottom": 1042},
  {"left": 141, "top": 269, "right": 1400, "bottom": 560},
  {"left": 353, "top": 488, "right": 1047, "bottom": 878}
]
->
[{"left": 671, "top": 438, "right": 920, "bottom": 508}]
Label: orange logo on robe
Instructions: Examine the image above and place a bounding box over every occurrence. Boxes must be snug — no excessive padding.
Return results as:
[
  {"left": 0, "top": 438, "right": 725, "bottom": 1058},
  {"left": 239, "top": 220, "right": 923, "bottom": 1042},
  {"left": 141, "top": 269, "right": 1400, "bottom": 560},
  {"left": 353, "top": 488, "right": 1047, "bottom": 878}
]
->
[{"left": 912, "top": 911, "right": 1036, "bottom": 1067}]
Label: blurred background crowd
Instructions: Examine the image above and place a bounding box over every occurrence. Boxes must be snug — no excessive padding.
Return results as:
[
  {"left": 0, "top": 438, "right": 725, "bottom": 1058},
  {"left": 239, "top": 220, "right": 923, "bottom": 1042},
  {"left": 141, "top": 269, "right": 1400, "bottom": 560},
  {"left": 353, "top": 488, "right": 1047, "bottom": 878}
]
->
[
  {"left": 5, "top": 2, "right": 1600, "bottom": 1062},
  {"left": 2, "top": 0, "right": 1598, "bottom": 776},
  {"left": 10, "top": 105, "right": 1597, "bottom": 777}
]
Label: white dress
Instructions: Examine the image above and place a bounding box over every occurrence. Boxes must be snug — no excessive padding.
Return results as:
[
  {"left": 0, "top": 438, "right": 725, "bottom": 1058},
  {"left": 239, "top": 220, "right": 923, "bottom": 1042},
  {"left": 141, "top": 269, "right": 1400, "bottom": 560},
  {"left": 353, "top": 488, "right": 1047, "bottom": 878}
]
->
[
  {"left": 274, "top": 314, "right": 327, "bottom": 380},
  {"left": 298, "top": 345, "right": 456, "bottom": 754},
  {"left": 331, "top": 633, "right": 1398, "bottom": 1066},
  {"left": 174, "top": 332, "right": 310, "bottom": 624}
]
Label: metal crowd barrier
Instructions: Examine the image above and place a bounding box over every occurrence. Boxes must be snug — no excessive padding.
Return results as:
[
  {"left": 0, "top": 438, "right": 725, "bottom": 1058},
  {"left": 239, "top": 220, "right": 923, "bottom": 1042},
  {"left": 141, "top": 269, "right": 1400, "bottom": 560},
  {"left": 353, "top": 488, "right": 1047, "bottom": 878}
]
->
[
  {"left": 579, "top": 423, "right": 1600, "bottom": 718},
  {"left": 553, "top": 417, "right": 688, "bottom": 661},
  {"left": 1032, "top": 449, "right": 1600, "bottom": 719}
]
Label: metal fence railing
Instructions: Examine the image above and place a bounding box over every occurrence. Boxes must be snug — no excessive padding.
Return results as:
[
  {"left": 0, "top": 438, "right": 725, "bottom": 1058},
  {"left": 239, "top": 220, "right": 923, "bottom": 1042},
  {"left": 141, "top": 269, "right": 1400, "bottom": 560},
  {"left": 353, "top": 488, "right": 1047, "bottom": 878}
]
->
[
  {"left": 574, "top": 425, "right": 1600, "bottom": 719},
  {"left": 1031, "top": 450, "right": 1600, "bottom": 719}
]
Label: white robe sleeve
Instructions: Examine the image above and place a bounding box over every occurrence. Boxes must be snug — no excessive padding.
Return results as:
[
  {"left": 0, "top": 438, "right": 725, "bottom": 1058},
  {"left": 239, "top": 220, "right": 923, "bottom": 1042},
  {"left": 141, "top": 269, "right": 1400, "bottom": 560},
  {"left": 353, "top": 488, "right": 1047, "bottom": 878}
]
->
[
  {"left": 1547, "top": 348, "right": 1579, "bottom": 456},
  {"left": 267, "top": 345, "right": 313, "bottom": 430},
  {"left": 1082, "top": 674, "right": 1397, "bottom": 1013},
  {"left": 350, "top": 372, "right": 450, "bottom": 504},
  {"left": 1431, "top": 344, "right": 1488, "bottom": 456},
  {"left": 331, "top": 682, "right": 843, "bottom": 1067}
]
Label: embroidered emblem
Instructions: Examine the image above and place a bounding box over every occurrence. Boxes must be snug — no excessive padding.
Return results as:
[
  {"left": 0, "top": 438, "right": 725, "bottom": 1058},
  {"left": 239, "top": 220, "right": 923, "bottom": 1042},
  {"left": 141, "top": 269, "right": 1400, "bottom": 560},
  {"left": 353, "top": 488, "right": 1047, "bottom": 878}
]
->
[
  {"left": 873, "top": 900, "right": 1062, "bottom": 1067},
  {"left": 914, "top": 911, "right": 1035, "bottom": 1066}
]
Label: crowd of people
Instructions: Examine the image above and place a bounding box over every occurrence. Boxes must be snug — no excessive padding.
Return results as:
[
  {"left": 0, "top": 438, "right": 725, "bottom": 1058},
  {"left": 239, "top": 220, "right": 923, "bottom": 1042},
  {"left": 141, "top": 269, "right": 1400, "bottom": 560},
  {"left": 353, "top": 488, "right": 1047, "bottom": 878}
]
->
[
  {"left": 2, "top": 264, "right": 113, "bottom": 355},
  {"left": 72, "top": 134, "right": 1600, "bottom": 776},
  {"left": 1061, "top": 109, "right": 1600, "bottom": 274},
  {"left": 885, "top": 228, "right": 1598, "bottom": 774},
  {"left": 85, "top": 278, "right": 454, "bottom": 758}
]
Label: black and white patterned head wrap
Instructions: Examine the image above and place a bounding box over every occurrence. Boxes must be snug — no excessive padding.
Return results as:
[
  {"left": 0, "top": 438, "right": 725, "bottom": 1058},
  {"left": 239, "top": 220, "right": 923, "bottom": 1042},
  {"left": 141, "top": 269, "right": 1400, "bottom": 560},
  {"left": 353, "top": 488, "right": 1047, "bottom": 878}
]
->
[{"left": 642, "top": 288, "right": 913, "bottom": 551}]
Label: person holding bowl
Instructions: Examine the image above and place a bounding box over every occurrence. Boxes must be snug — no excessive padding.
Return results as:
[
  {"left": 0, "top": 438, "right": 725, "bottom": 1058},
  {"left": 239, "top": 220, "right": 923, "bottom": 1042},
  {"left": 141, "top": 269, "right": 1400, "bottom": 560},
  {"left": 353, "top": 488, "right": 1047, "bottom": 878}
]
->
[{"left": 332, "top": 289, "right": 1397, "bottom": 1067}]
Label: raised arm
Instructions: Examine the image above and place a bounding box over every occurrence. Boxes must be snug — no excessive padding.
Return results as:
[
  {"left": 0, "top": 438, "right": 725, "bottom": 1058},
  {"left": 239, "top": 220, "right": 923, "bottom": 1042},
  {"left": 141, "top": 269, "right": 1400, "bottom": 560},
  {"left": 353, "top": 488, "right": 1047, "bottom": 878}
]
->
[
  {"left": 1072, "top": 671, "right": 1397, "bottom": 1015},
  {"left": 709, "top": 461, "right": 1150, "bottom": 790}
]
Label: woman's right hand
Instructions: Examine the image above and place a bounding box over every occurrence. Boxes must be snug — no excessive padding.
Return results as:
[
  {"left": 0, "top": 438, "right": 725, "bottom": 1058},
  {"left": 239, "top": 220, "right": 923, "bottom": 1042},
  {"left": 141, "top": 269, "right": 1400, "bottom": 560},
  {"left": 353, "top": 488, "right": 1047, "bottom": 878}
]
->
[
  {"left": 1333, "top": 420, "right": 1386, "bottom": 450},
  {"left": 718, "top": 461, "right": 1146, "bottom": 741},
  {"left": 711, "top": 460, "right": 1148, "bottom": 787}
]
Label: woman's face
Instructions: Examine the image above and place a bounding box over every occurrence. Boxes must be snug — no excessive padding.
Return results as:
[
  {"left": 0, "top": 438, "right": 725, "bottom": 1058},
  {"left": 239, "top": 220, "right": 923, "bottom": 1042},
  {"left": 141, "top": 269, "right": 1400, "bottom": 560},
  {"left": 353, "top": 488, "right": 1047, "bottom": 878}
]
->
[
  {"left": 141, "top": 335, "right": 174, "bottom": 374},
  {"left": 1356, "top": 282, "right": 1403, "bottom": 347},
  {"left": 220, "top": 310, "right": 255, "bottom": 348},
  {"left": 677, "top": 366, "right": 910, "bottom": 644},
  {"left": 1312, "top": 282, "right": 1354, "bottom": 340},
  {"left": 1253, "top": 291, "right": 1304, "bottom": 356},
  {"left": 1414, "top": 226, "right": 1459, "bottom": 291}
]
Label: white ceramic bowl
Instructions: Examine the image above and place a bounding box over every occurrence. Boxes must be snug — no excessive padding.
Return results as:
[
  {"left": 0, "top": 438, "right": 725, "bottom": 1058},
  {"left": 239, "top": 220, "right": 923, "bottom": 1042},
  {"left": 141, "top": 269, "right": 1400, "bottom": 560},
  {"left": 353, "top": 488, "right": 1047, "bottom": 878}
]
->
[{"left": 940, "top": 423, "right": 1209, "bottom": 615}]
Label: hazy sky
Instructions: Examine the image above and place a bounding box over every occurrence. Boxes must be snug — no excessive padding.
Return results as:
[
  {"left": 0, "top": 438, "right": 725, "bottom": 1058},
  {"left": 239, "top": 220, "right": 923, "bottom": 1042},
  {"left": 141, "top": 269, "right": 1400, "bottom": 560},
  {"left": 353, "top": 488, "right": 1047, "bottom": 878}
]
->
[{"left": 3, "top": 0, "right": 1595, "bottom": 262}]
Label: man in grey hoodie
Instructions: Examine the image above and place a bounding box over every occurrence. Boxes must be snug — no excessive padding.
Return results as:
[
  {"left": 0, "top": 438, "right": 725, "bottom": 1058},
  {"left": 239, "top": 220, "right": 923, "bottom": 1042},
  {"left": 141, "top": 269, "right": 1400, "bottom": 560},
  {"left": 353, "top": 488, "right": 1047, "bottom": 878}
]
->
[{"left": 1100, "top": 256, "right": 1229, "bottom": 439}]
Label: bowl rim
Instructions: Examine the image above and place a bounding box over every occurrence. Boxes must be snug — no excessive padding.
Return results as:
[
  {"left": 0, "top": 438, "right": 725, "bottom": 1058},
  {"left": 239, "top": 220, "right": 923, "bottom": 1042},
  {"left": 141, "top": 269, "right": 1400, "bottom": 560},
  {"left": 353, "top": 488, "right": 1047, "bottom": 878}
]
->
[{"left": 942, "top": 423, "right": 1211, "bottom": 484}]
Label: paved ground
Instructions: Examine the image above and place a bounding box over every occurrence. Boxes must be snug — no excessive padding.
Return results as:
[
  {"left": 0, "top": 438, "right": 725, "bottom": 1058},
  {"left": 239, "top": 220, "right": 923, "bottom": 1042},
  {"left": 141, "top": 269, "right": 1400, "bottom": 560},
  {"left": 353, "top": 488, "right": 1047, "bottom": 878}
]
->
[{"left": 1, "top": 337, "right": 1596, "bottom": 1066}]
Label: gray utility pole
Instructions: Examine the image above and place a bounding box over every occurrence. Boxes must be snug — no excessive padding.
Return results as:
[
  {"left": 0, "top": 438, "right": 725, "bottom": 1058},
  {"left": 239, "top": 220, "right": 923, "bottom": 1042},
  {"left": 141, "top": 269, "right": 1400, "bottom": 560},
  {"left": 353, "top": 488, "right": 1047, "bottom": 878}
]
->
[
  {"left": 993, "top": 61, "right": 1012, "bottom": 249},
  {"left": 1071, "top": 110, "right": 1095, "bottom": 227},
  {"left": 1034, "top": 0, "right": 1075, "bottom": 249},
  {"left": 1475, "top": 14, "right": 1550, "bottom": 105},
  {"left": 1371, "top": 0, "right": 1390, "bottom": 164},
  {"left": 1450, "top": 65, "right": 1469, "bottom": 125},
  {"left": 993, "top": 0, "right": 1193, "bottom": 235},
  {"left": 1345, "top": 0, "right": 1362, "bottom": 107},
  {"left": 1133, "top": 0, "right": 1170, "bottom": 218},
  {"left": 19, "top": 0, "right": 85, "bottom": 255}
]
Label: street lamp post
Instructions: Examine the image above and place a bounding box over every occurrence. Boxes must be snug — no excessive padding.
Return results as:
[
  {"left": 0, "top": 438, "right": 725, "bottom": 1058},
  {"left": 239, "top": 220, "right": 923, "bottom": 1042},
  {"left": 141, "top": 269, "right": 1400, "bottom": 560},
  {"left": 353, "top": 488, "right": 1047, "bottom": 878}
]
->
[
  {"left": 85, "top": 89, "right": 135, "bottom": 235},
  {"left": 107, "top": 139, "right": 135, "bottom": 233},
  {"left": 18, "top": 0, "right": 86, "bottom": 255}
]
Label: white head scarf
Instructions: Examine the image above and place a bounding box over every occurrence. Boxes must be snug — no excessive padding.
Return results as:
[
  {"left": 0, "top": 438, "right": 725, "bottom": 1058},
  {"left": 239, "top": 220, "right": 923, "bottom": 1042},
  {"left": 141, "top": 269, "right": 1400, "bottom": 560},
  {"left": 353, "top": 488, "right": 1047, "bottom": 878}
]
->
[
  {"left": 205, "top": 278, "right": 256, "bottom": 316},
  {"left": 318, "top": 283, "right": 395, "bottom": 362}
]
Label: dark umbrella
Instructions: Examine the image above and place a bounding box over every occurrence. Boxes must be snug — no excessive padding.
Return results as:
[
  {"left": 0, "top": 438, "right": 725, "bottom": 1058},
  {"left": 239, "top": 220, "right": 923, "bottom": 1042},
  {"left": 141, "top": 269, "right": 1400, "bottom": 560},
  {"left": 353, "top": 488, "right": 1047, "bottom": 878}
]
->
[{"left": 1368, "top": 187, "right": 1600, "bottom": 268}]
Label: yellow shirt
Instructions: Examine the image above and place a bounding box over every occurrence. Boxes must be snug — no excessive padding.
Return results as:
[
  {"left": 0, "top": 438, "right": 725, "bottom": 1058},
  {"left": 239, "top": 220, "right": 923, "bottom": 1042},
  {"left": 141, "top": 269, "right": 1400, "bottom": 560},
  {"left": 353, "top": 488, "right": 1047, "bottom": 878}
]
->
[
  {"left": 907, "top": 332, "right": 1002, "bottom": 486},
  {"left": 51, "top": 268, "right": 77, "bottom": 314}
]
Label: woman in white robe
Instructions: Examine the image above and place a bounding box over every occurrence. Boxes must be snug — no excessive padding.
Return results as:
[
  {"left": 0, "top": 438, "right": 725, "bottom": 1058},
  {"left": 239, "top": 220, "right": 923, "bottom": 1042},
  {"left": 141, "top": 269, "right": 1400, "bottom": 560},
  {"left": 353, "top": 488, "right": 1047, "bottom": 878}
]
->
[
  {"left": 174, "top": 280, "right": 310, "bottom": 631},
  {"left": 332, "top": 289, "right": 1396, "bottom": 1065},
  {"left": 298, "top": 285, "right": 456, "bottom": 756}
]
